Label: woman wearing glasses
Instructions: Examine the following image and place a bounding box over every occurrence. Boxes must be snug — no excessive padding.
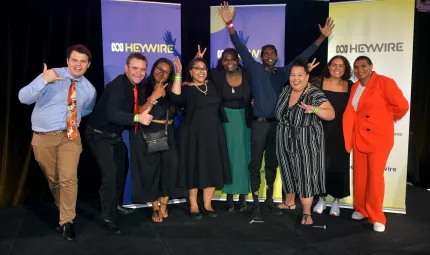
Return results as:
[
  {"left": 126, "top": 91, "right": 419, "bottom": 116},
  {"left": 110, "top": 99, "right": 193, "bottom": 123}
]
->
[
  {"left": 130, "top": 57, "right": 187, "bottom": 223},
  {"left": 171, "top": 57, "right": 231, "bottom": 219}
]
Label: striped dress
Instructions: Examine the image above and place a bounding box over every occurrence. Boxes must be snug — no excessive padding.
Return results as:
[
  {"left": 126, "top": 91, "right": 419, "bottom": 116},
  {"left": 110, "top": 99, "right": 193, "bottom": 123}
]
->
[{"left": 275, "top": 85, "right": 328, "bottom": 198}]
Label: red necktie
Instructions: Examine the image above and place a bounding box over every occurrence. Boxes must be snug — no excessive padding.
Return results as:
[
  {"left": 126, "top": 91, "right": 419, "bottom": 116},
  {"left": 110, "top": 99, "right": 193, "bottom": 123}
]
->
[
  {"left": 133, "top": 85, "right": 138, "bottom": 133},
  {"left": 67, "top": 79, "right": 78, "bottom": 140}
]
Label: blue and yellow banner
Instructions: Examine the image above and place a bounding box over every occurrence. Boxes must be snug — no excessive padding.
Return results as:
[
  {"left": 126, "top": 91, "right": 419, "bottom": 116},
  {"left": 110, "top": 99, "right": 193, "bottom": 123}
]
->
[
  {"left": 210, "top": 4, "right": 286, "bottom": 201},
  {"left": 101, "top": 0, "right": 181, "bottom": 205},
  {"left": 328, "top": 0, "right": 414, "bottom": 213}
]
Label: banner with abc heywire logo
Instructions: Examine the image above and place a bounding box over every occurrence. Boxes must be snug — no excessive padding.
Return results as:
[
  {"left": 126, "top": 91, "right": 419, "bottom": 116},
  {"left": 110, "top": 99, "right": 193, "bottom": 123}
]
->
[
  {"left": 101, "top": 0, "right": 181, "bottom": 205},
  {"left": 210, "top": 4, "right": 286, "bottom": 202},
  {"left": 328, "top": 0, "right": 414, "bottom": 213}
]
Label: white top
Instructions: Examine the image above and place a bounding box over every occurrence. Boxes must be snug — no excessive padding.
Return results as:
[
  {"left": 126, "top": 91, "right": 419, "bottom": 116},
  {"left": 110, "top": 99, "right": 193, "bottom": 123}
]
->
[{"left": 352, "top": 84, "right": 366, "bottom": 111}]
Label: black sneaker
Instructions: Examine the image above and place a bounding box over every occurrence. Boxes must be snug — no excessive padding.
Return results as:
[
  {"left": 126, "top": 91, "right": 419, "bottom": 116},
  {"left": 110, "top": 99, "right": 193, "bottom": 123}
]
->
[
  {"left": 264, "top": 199, "right": 283, "bottom": 215},
  {"left": 251, "top": 206, "right": 262, "bottom": 220},
  {"left": 103, "top": 219, "right": 121, "bottom": 234}
]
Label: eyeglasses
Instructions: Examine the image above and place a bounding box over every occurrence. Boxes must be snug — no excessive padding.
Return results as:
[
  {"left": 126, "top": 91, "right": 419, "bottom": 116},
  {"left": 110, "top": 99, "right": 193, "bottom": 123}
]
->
[
  {"left": 155, "top": 66, "right": 169, "bottom": 75},
  {"left": 192, "top": 66, "right": 208, "bottom": 72}
]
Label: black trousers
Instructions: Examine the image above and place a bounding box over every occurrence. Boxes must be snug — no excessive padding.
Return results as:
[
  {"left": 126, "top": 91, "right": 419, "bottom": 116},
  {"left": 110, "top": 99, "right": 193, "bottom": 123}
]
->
[
  {"left": 249, "top": 120, "right": 278, "bottom": 196},
  {"left": 85, "top": 127, "right": 128, "bottom": 222}
]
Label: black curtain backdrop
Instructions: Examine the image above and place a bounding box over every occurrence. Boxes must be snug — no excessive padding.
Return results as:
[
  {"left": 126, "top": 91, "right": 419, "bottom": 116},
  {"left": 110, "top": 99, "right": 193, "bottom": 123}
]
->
[{"left": 1, "top": 0, "right": 429, "bottom": 207}]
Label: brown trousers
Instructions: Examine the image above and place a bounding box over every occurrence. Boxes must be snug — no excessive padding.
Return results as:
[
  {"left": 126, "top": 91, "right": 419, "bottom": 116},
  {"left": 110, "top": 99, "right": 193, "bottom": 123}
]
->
[{"left": 31, "top": 131, "right": 82, "bottom": 225}]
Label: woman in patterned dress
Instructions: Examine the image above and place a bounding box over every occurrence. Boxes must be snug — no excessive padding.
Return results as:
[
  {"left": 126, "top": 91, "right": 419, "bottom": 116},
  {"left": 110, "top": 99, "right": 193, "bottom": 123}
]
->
[{"left": 275, "top": 60, "right": 335, "bottom": 225}]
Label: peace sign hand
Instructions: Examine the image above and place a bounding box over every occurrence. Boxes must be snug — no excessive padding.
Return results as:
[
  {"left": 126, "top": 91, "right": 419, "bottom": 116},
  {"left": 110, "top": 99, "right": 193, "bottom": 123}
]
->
[
  {"left": 194, "top": 45, "right": 207, "bottom": 59},
  {"left": 308, "top": 58, "right": 320, "bottom": 73},
  {"left": 298, "top": 102, "right": 316, "bottom": 114},
  {"left": 42, "top": 63, "right": 65, "bottom": 83},
  {"left": 151, "top": 83, "right": 168, "bottom": 100}
]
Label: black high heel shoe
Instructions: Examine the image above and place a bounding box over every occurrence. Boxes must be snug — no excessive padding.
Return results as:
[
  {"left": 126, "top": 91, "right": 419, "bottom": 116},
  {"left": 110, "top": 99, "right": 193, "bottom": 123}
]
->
[
  {"left": 190, "top": 210, "right": 203, "bottom": 220},
  {"left": 201, "top": 207, "right": 218, "bottom": 218}
]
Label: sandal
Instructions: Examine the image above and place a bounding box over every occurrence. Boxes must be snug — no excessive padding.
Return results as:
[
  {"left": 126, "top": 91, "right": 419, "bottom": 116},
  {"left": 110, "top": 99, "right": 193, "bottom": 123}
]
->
[
  {"left": 158, "top": 199, "right": 169, "bottom": 218},
  {"left": 301, "top": 214, "right": 313, "bottom": 225},
  {"left": 278, "top": 202, "right": 296, "bottom": 210},
  {"left": 152, "top": 210, "right": 163, "bottom": 223}
]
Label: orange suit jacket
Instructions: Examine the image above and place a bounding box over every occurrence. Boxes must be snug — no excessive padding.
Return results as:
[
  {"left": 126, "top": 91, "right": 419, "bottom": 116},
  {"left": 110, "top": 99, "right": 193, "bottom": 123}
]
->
[{"left": 343, "top": 72, "right": 409, "bottom": 153}]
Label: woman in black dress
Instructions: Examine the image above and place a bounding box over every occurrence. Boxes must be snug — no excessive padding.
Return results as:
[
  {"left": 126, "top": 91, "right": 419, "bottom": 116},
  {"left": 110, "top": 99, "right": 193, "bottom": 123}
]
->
[
  {"left": 312, "top": 55, "right": 353, "bottom": 217},
  {"left": 129, "top": 57, "right": 186, "bottom": 223},
  {"left": 171, "top": 57, "right": 231, "bottom": 219}
]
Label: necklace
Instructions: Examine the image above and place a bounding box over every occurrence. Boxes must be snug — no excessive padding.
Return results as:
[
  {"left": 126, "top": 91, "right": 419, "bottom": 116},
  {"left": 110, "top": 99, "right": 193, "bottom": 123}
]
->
[
  {"left": 194, "top": 83, "right": 208, "bottom": 95},
  {"left": 231, "top": 86, "right": 235, "bottom": 94}
]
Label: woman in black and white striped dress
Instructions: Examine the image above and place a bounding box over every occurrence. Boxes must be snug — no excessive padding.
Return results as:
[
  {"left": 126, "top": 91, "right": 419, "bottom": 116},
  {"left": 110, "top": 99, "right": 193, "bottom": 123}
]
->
[{"left": 276, "top": 60, "right": 335, "bottom": 225}]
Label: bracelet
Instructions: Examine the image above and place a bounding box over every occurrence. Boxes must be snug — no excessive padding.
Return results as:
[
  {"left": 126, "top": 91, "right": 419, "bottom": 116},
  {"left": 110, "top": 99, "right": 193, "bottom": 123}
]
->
[
  {"left": 134, "top": 114, "right": 139, "bottom": 122},
  {"left": 148, "top": 97, "right": 158, "bottom": 105},
  {"left": 313, "top": 106, "right": 319, "bottom": 114},
  {"left": 227, "top": 23, "right": 233, "bottom": 28},
  {"left": 174, "top": 76, "right": 182, "bottom": 81},
  {"left": 42, "top": 78, "right": 48, "bottom": 85}
]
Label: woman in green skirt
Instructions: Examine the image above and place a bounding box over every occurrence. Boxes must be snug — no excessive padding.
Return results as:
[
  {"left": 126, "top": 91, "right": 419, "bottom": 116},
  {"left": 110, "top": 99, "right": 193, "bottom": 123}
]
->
[{"left": 195, "top": 46, "right": 252, "bottom": 212}]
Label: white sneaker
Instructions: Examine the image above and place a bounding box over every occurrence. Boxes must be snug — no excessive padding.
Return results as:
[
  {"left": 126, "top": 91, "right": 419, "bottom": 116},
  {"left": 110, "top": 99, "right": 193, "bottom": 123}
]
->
[
  {"left": 313, "top": 198, "right": 326, "bottom": 214},
  {"left": 373, "top": 222, "right": 385, "bottom": 232},
  {"left": 329, "top": 200, "right": 340, "bottom": 216},
  {"left": 351, "top": 211, "right": 365, "bottom": 220}
]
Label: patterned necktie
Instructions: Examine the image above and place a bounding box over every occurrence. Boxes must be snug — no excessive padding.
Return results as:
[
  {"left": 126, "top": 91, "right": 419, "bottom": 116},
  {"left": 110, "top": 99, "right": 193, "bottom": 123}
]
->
[
  {"left": 67, "top": 79, "right": 78, "bottom": 140},
  {"left": 133, "top": 85, "right": 138, "bottom": 133}
]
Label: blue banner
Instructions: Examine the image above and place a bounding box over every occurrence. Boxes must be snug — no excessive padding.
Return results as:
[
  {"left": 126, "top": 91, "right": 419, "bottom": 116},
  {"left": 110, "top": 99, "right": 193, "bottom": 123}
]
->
[
  {"left": 210, "top": 4, "right": 286, "bottom": 68},
  {"left": 101, "top": 0, "right": 181, "bottom": 204},
  {"left": 210, "top": 4, "right": 286, "bottom": 201}
]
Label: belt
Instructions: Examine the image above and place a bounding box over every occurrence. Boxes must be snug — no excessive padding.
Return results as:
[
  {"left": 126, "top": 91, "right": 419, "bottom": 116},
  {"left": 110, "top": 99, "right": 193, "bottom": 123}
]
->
[
  {"left": 253, "top": 117, "right": 277, "bottom": 122},
  {"left": 151, "top": 119, "right": 173, "bottom": 125},
  {"left": 33, "top": 130, "right": 67, "bottom": 135},
  {"left": 92, "top": 128, "right": 119, "bottom": 138}
]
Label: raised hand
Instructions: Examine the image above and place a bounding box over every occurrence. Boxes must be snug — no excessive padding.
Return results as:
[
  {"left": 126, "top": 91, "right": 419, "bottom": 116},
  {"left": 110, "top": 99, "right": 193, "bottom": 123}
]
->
[
  {"left": 298, "top": 102, "right": 316, "bottom": 114},
  {"left": 42, "top": 63, "right": 65, "bottom": 83},
  {"left": 218, "top": 1, "right": 235, "bottom": 24},
  {"left": 194, "top": 45, "right": 207, "bottom": 59},
  {"left": 238, "top": 31, "right": 249, "bottom": 46},
  {"left": 308, "top": 58, "right": 320, "bottom": 73},
  {"left": 163, "top": 31, "right": 176, "bottom": 46},
  {"left": 138, "top": 108, "right": 153, "bottom": 126},
  {"left": 173, "top": 56, "right": 182, "bottom": 75},
  {"left": 319, "top": 17, "right": 335, "bottom": 38}
]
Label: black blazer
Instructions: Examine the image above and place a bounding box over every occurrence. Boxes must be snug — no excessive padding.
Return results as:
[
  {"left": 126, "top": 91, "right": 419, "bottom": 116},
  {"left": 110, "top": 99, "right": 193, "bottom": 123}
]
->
[{"left": 209, "top": 68, "right": 253, "bottom": 128}]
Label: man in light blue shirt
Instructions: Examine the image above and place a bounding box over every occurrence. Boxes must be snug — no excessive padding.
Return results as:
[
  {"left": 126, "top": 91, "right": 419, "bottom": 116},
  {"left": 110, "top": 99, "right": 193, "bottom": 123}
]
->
[{"left": 18, "top": 44, "right": 96, "bottom": 241}]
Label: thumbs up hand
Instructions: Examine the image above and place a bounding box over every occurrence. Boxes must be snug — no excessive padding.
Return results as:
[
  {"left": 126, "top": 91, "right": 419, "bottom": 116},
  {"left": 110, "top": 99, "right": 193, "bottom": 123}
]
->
[
  {"left": 138, "top": 108, "right": 153, "bottom": 126},
  {"left": 42, "top": 63, "right": 65, "bottom": 84}
]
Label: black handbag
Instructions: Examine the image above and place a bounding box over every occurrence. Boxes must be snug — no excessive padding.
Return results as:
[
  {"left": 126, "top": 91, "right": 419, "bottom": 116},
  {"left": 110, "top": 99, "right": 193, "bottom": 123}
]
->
[{"left": 140, "top": 110, "right": 170, "bottom": 154}]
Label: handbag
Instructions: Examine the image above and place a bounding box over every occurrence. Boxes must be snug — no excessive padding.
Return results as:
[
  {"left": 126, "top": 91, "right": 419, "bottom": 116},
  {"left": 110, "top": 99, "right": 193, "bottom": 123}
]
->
[{"left": 140, "top": 110, "right": 171, "bottom": 154}]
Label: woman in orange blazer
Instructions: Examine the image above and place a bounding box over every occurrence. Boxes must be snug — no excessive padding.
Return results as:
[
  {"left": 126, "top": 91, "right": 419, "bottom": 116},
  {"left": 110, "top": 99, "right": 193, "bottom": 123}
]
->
[{"left": 343, "top": 56, "right": 409, "bottom": 232}]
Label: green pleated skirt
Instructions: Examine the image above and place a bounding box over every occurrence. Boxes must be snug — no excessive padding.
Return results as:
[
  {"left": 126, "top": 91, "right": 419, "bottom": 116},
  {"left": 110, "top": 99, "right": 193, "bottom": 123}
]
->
[{"left": 221, "top": 107, "right": 251, "bottom": 195}]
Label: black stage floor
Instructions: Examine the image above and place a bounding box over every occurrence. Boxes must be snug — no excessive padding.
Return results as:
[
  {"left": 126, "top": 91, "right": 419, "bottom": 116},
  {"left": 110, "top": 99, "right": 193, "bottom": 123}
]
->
[{"left": 1, "top": 185, "right": 430, "bottom": 255}]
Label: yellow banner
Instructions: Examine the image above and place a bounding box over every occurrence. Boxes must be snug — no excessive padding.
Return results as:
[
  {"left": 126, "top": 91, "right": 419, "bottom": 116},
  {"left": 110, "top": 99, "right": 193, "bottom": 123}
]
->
[{"left": 327, "top": 0, "right": 415, "bottom": 213}]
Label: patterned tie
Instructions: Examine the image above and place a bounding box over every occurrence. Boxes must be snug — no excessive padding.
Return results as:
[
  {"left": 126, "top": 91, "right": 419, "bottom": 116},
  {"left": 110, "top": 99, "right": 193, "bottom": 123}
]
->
[
  {"left": 133, "top": 85, "right": 139, "bottom": 133},
  {"left": 67, "top": 79, "right": 78, "bottom": 140}
]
